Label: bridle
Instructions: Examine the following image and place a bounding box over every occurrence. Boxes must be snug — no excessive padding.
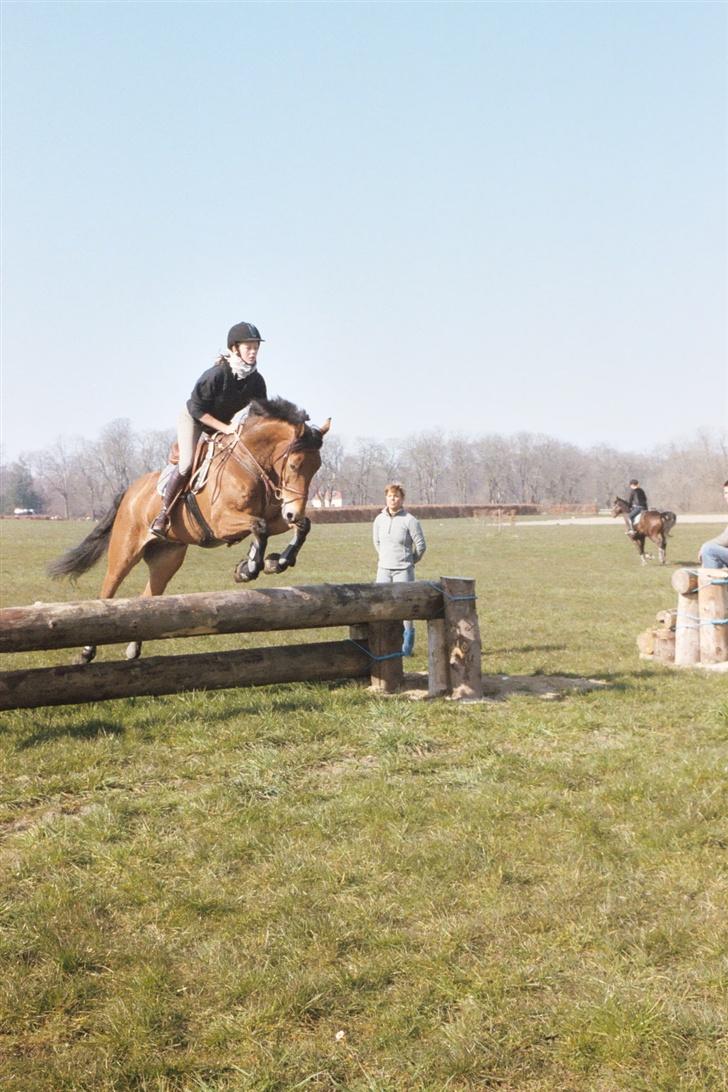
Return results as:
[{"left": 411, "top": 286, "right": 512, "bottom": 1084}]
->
[{"left": 220, "top": 427, "right": 311, "bottom": 503}]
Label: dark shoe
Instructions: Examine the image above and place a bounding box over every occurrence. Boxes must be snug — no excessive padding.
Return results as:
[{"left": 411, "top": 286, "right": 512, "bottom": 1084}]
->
[{"left": 150, "top": 509, "right": 171, "bottom": 539}]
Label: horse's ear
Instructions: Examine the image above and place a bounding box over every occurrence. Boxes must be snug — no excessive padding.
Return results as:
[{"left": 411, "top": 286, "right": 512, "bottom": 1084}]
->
[
  {"left": 318, "top": 418, "right": 331, "bottom": 435},
  {"left": 295, "top": 422, "right": 305, "bottom": 438}
]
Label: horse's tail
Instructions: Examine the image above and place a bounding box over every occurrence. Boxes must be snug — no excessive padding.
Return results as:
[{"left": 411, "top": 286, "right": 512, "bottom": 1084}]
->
[
  {"left": 47, "top": 491, "right": 126, "bottom": 580},
  {"left": 661, "top": 511, "right": 677, "bottom": 536}
]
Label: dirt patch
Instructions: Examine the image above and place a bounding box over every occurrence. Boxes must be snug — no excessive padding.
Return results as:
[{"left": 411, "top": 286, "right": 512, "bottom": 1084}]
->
[{"left": 391, "top": 672, "right": 606, "bottom": 702}]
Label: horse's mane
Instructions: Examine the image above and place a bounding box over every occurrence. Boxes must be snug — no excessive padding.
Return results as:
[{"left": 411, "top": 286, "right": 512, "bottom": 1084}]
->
[{"left": 247, "top": 398, "right": 324, "bottom": 451}]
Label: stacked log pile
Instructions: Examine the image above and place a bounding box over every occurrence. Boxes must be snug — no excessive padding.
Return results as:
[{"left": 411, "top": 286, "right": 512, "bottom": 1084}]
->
[{"left": 638, "top": 568, "right": 728, "bottom": 670}]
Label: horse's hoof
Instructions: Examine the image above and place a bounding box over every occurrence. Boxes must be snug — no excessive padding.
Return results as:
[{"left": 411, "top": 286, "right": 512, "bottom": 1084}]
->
[
  {"left": 125, "top": 642, "right": 142, "bottom": 661},
  {"left": 234, "top": 563, "right": 257, "bottom": 583},
  {"left": 263, "top": 554, "right": 281, "bottom": 574},
  {"left": 76, "top": 645, "right": 96, "bottom": 665}
]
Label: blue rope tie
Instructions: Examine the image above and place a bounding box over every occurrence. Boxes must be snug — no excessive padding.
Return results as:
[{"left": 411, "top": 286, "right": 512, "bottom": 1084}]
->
[
  {"left": 701, "top": 618, "right": 728, "bottom": 626},
  {"left": 426, "top": 581, "right": 477, "bottom": 603},
  {"left": 348, "top": 639, "right": 404, "bottom": 662}
]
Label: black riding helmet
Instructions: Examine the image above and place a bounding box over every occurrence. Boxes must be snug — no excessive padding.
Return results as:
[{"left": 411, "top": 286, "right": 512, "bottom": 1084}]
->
[{"left": 227, "top": 321, "right": 264, "bottom": 348}]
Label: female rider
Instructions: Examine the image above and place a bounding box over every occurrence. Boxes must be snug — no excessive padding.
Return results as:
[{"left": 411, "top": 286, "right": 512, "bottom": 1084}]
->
[{"left": 150, "top": 321, "right": 267, "bottom": 538}]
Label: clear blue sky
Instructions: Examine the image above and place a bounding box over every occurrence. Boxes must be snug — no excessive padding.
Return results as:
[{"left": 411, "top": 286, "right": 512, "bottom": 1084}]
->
[{"left": 2, "top": 1, "right": 726, "bottom": 462}]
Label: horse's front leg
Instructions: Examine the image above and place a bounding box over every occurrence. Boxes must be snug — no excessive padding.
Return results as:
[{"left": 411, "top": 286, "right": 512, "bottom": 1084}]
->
[
  {"left": 234, "top": 518, "right": 268, "bottom": 583},
  {"left": 658, "top": 536, "right": 667, "bottom": 565},
  {"left": 264, "top": 516, "right": 311, "bottom": 574}
]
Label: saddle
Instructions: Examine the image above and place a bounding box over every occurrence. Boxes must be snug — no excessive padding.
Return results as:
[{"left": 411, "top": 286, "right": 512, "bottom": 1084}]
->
[
  {"left": 167, "top": 435, "right": 214, "bottom": 482},
  {"left": 157, "top": 434, "right": 217, "bottom": 499}
]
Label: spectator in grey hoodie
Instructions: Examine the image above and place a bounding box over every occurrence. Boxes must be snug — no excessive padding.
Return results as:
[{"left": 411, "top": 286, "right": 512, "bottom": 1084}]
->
[{"left": 373, "top": 483, "right": 426, "bottom": 656}]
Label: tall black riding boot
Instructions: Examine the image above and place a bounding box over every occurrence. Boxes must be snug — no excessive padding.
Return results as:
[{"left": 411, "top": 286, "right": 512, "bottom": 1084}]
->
[{"left": 150, "top": 467, "right": 188, "bottom": 539}]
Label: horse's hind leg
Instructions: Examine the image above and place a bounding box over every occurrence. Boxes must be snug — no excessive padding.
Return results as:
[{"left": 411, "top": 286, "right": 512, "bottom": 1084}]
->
[
  {"left": 636, "top": 534, "right": 648, "bottom": 565},
  {"left": 77, "top": 520, "right": 149, "bottom": 664},
  {"left": 658, "top": 535, "right": 667, "bottom": 565},
  {"left": 124, "top": 541, "right": 188, "bottom": 660}
]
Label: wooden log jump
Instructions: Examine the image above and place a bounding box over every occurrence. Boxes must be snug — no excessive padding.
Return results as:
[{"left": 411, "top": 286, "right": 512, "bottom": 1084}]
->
[{"left": 0, "top": 579, "right": 483, "bottom": 710}]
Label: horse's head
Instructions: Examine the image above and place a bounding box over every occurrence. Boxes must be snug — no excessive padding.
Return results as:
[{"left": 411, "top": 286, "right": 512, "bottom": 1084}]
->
[
  {"left": 611, "top": 496, "right": 628, "bottom": 518},
  {"left": 242, "top": 399, "right": 331, "bottom": 524},
  {"left": 278, "top": 418, "right": 331, "bottom": 523}
]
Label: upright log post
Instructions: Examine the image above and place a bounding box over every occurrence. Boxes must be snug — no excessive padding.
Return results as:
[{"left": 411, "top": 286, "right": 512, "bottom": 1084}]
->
[
  {"left": 368, "top": 621, "right": 404, "bottom": 694},
  {"left": 672, "top": 569, "right": 701, "bottom": 667},
  {"left": 427, "top": 618, "right": 450, "bottom": 697},
  {"left": 698, "top": 568, "right": 728, "bottom": 665},
  {"left": 441, "top": 576, "right": 482, "bottom": 700}
]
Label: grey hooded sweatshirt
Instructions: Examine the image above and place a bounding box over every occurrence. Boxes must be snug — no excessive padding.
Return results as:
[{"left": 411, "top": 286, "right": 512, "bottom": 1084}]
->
[{"left": 372, "top": 508, "right": 426, "bottom": 570}]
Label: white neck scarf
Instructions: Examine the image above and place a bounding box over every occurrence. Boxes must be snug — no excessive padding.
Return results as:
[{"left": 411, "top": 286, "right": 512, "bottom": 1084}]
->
[{"left": 223, "top": 351, "right": 257, "bottom": 380}]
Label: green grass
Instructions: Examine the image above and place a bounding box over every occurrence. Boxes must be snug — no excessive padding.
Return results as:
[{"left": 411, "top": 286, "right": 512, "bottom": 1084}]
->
[{"left": 1, "top": 518, "right": 726, "bottom": 1090}]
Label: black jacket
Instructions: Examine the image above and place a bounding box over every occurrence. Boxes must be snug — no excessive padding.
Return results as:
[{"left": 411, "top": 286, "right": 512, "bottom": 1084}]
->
[
  {"left": 187, "top": 363, "right": 267, "bottom": 431},
  {"left": 628, "top": 487, "right": 648, "bottom": 509}
]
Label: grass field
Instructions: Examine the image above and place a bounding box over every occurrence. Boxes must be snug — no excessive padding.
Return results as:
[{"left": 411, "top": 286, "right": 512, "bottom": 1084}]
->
[{"left": 1, "top": 517, "right": 726, "bottom": 1091}]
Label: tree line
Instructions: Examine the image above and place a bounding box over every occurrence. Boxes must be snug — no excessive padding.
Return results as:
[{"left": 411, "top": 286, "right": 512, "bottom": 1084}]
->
[{"left": 1, "top": 420, "right": 725, "bottom": 517}]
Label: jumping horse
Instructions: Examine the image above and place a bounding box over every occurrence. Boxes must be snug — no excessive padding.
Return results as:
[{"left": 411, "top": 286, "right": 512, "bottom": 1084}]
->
[
  {"left": 48, "top": 398, "right": 330, "bottom": 662},
  {"left": 612, "top": 496, "right": 676, "bottom": 565}
]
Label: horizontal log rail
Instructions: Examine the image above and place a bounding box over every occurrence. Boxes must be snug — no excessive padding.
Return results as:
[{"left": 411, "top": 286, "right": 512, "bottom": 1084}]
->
[
  {"left": 0, "top": 640, "right": 372, "bottom": 710},
  {"left": 0, "top": 582, "right": 444, "bottom": 654},
  {"left": 0, "top": 578, "right": 482, "bottom": 710}
]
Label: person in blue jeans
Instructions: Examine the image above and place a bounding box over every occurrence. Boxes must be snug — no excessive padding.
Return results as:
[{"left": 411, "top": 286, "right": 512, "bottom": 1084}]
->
[
  {"left": 698, "top": 480, "right": 728, "bottom": 568},
  {"left": 372, "top": 483, "right": 426, "bottom": 656}
]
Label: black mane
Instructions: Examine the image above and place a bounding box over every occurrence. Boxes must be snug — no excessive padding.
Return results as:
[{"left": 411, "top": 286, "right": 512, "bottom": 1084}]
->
[
  {"left": 248, "top": 398, "right": 324, "bottom": 451},
  {"left": 248, "top": 397, "right": 309, "bottom": 426}
]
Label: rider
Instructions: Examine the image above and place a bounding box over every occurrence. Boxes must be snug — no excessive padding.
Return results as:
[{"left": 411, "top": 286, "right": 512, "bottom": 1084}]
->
[
  {"left": 626, "top": 478, "right": 648, "bottom": 537},
  {"left": 150, "top": 321, "right": 268, "bottom": 538}
]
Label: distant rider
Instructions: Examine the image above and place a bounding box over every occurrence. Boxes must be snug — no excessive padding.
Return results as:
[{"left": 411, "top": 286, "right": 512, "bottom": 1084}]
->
[
  {"left": 150, "top": 321, "right": 267, "bottom": 538},
  {"left": 626, "top": 478, "right": 648, "bottom": 537}
]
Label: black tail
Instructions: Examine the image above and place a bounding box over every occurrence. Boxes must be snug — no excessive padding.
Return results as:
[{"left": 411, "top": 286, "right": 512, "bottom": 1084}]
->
[
  {"left": 661, "top": 511, "right": 677, "bottom": 536},
  {"left": 47, "top": 492, "right": 126, "bottom": 580}
]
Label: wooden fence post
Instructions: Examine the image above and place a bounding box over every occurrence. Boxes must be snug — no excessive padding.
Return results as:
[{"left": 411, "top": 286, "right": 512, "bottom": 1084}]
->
[
  {"left": 427, "top": 618, "right": 450, "bottom": 697},
  {"left": 368, "top": 621, "right": 404, "bottom": 694},
  {"left": 698, "top": 568, "right": 728, "bottom": 665},
  {"left": 441, "top": 576, "right": 482, "bottom": 700},
  {"left": 672, "top": 569, "right": 701, "bottom": 667}
]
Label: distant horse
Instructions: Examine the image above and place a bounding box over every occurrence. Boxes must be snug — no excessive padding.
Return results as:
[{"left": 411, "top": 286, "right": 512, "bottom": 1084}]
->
[
  {"left": 49, "top": 399, "right": 330, "bottom": 662},
  {"left": 612, "top": 496, "right": 676, "bottom": 565}
]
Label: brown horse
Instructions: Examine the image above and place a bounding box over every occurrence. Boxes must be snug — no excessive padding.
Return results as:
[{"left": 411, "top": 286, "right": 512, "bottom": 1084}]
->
[
  {"left": 612, "top": 496, "right": 676, "bottom": 565},
  {"left": 49, "top": 399, "right": 330, "bottom": 662}
]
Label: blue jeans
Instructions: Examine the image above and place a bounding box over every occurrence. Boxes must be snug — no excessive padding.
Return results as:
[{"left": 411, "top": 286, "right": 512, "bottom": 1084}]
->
[
  {"left": 700, "top": 541, "right": 728, "bottom": 569},
  {"left": 376, "top": 565, "right": 415, "bottom": 633}
]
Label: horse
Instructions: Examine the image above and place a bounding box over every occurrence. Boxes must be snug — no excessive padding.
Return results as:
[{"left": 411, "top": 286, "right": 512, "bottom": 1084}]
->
[
  {"left": 611, "top": 496, "right": 676, "bottom": 565},
  {"left": 48, "top": 398, "right": 330, "bottom": 663}
]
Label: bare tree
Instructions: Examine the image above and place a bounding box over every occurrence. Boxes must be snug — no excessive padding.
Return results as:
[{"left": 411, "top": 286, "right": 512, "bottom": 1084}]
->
[
  {"left": 343, "top": 440, "right": 388, "bottom": 505},
  {"left": 31, "top": 438, "right": 81, "bottom": 518},
  {"left": 448, "top": 436, "right": 475, "bottom": 504},
  {"left": 314, "top": 434, "right": 345, "bottom": 504},
  {"left": 405, "top": 431, "right": 446, "bottom": 503}
]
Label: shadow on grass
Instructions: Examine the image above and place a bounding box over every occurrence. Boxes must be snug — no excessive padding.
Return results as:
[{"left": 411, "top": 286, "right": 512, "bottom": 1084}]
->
[
  {"left": 487, "top": 643, "right": 567, "bottom": 655},
  {"left": 17, "top": 718, "right": 126, "bottom": 749}
]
